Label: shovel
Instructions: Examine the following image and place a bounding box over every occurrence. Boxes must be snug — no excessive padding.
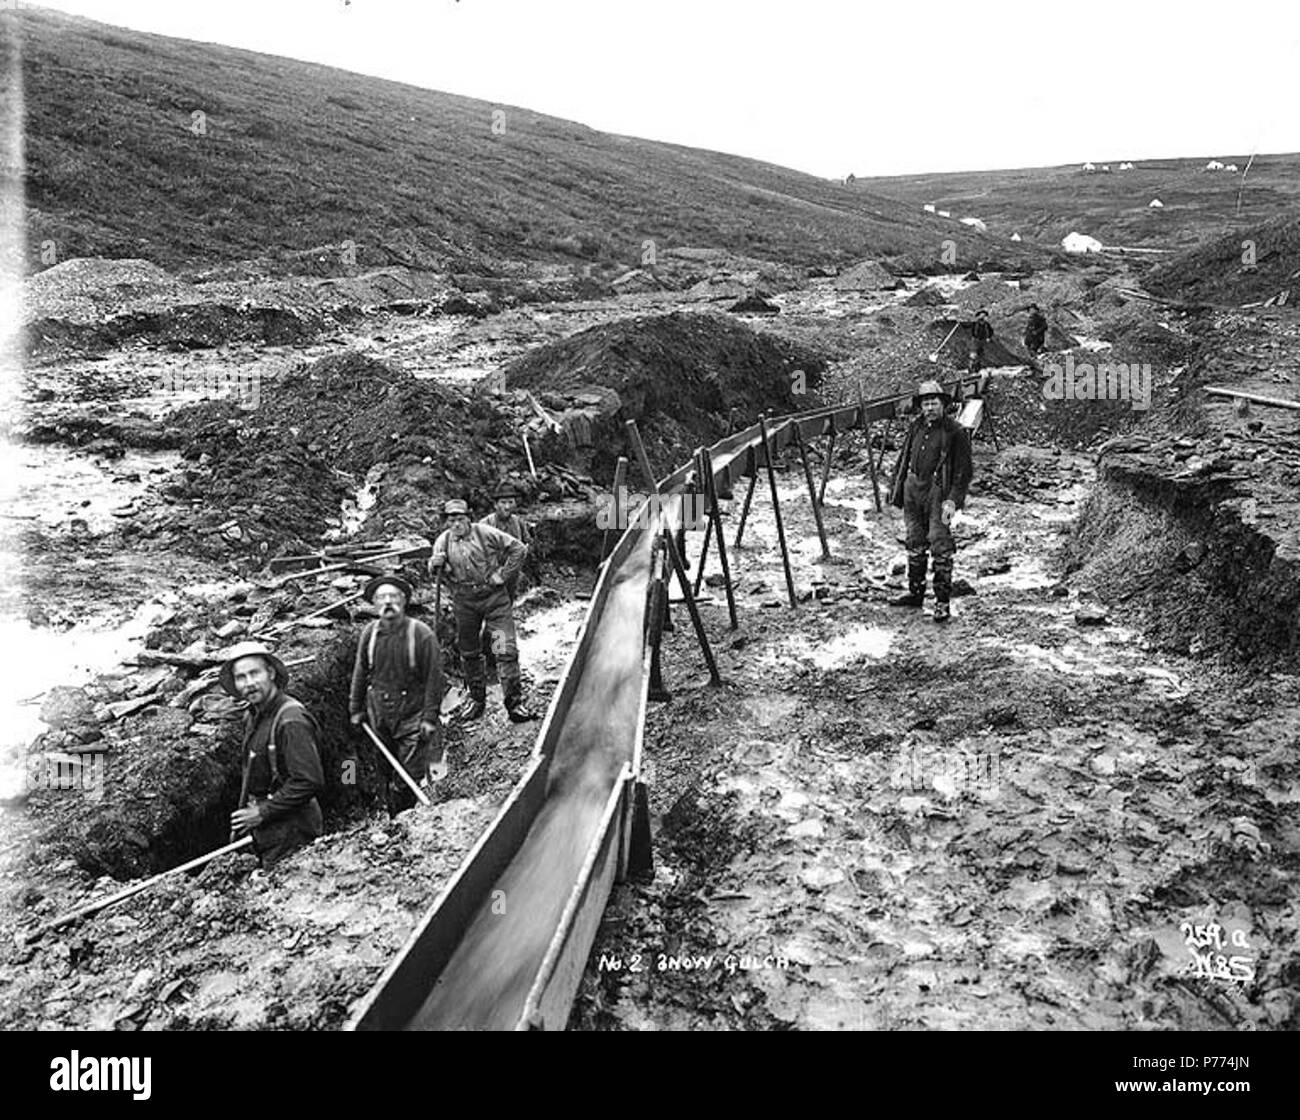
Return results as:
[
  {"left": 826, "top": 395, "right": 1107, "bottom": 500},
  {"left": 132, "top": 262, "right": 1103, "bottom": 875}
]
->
[{"left": 928, "top": 321, "right": 963, "bottom": 362}]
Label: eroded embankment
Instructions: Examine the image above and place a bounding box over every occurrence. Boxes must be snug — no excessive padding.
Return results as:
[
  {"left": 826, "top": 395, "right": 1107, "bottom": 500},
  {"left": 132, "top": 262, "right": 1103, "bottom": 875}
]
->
[{"left": 1068, "top": 442, "right": 1300, "bottom": 668}]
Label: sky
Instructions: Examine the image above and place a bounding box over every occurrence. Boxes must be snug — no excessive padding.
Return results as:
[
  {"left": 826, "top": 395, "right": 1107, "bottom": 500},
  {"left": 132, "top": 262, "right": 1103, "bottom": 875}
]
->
[{"left": 18, "top": 0, "right": 1300, "bottom": 179}]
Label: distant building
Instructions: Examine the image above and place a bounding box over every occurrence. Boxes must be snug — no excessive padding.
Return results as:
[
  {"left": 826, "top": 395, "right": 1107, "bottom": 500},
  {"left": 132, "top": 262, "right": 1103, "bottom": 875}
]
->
[
  {"left": 937, "top": 210, "right": 951, "bottom": 218},
  {"left": 959, "top": 216, "right": 988, "bottom": 232},
  {"left": 1062, "top": 231, "right": 1104, "bottom": 254},
  {"left": 923, "top": 203, "right": 936, "bottom": 213}
]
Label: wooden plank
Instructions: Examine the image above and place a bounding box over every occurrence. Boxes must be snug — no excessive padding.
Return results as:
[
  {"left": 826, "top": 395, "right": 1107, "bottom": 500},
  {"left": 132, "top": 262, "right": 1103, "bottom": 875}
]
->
[{"left": 1206, "top": 386, "right": 1300, "bottom": 411}]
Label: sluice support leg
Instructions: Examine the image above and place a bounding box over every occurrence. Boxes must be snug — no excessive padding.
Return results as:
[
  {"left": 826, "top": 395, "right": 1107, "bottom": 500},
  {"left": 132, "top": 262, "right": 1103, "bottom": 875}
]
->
[
  {"left": 794, "top": 424, "right": 830, "bottom": 560},
  {"left": 733, "top": 465, "right": 758, "bottom": 550},
  {"left": 701, "top": 446, "right": 738, "bottom": 630},
  {"left": 759, "top": 414, "right": 798, "bottom": 609},
  {"left": 818, "top": 430, "right": 836, "bottom": 507}
]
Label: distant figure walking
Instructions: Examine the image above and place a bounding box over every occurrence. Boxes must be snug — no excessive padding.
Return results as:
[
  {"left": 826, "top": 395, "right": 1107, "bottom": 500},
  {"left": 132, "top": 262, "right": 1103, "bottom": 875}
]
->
[
  {"left": 967, "top": 309, "right": 994, "bottom": 374},
  {"left": 1024, "top": 303, "right": 1048, "bottom": 358}
]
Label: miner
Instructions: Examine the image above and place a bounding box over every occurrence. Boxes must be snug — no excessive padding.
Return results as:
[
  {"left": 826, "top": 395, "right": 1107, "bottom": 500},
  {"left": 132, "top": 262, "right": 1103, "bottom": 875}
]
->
[
  {"left": 968, "top": 308, "right": 994, "bottom": 374},
  {"left": 479, "top": 481, "right": 531, "bottom": 599},
  {"left": 348, "top": 574, "right": 445, "bottom": 815},
  {"left": 222, "top": 641, "right": 325, "bottom": 866},
  {"left": 1023, "top": 303, "right": 1048, "bottom": 358},
  {"left": 887, "top": 379, "right": 974, "bottom": 623},
  {"left": 429, "top": 498, "right": 536, "bottom": 723}
]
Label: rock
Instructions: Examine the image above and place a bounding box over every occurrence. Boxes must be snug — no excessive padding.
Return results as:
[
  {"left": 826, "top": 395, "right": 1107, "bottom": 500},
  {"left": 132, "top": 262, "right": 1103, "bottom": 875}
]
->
[
  {"left": 1176, "top": 542, "right": 1206, "bottom": 570},
  {"left": 1075, "top": 605, "right": 1109, "bottom": 626},
  {"left": 212, "top": 620, "right": 245, "bottom": 640},
  {"left": 950, "top": 578, "right": 977, "bottom": 597},
  {"left": 40, "top": 687, "right": 97, "bottom": 731}
]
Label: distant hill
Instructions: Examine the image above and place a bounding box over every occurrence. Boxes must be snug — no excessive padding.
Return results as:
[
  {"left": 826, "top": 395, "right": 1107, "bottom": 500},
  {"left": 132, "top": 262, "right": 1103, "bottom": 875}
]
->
[
  {"left": 853, "top": 158, "right": 1300, "bottom": 254},
  {"left": 10, "top": 8, "right": 1042, "bottom": 278}
]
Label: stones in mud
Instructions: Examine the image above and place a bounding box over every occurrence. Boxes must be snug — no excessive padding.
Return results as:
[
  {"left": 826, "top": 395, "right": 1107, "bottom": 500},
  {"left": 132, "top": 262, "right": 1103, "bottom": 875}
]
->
[{"left": 1175, "top": 542, "right": 1206, "bottom": 570}]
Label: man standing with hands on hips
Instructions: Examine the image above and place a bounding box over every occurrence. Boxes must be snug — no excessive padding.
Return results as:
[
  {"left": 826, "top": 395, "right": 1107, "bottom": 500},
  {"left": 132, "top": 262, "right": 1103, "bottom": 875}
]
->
[
  {"left": 887, "top": 380, "right": 974, "bottom": 623},
  {"left": 430, "top": 498, "right": 536, "bottom": 723}
]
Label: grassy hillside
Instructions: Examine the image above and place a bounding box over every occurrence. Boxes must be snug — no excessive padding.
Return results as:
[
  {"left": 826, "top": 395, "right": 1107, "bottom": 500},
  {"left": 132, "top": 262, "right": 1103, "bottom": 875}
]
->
[
  {"left": 10, "top": 7, "right": 1043, "bottom": 278},
  {"left": 853, "top": 157, "right": 1300, "bottom": 253}
]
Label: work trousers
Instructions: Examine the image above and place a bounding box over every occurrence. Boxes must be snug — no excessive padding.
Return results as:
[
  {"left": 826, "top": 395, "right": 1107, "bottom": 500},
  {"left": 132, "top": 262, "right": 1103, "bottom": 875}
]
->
[
  {"left": 366, "top": 700, "right": 433, "bottom": 816},
  {"left": 455, "top": 586, "right": 521, "bottom": 700},
  {"left": 902, "top": 473, "right": 956, "bottom": 603},
  {"left": 249, "top": 797, "right": 323, "bottom": 867}
]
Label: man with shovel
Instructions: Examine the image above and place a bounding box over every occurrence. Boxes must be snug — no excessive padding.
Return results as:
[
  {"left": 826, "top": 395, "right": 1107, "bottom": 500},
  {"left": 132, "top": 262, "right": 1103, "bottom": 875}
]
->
[
  {"left": 348, "top": 575, "right": 445, "bottom": 815},
  {"left": 887, "top": 380, "right": 974, "bottom": 623},
  {"left": 223, "top": 641, "right": 325, "bottom": 866}
]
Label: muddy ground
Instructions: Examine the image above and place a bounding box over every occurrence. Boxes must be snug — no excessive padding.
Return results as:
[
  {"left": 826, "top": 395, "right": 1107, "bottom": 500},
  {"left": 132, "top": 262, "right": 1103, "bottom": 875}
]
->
[
  {"left": 573, "top": 444, "right": 1298, "bottom": 1030},
  {"left": 2, "top": 247, "right": 1297, "bottom": 1030}
]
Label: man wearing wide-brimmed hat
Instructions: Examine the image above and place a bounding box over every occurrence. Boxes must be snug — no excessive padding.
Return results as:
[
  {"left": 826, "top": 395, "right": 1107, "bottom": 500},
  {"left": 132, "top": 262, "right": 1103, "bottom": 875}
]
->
[
  {"left": 222, "top": 641, "right": 325, "bottom": 866},
  {"left": 887, "top": 379, "right": 974, "bottom": 623},
  {"left": 348, "top": 574, "right": 444, "bottom": 816},
  {"left": 430, "top": 497, "right": 535, "bottom": 723}
]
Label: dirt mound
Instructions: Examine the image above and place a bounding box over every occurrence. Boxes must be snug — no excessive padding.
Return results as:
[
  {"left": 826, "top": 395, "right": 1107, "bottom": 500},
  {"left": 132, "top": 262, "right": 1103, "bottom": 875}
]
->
[
  {"left": 949, "top": 277, "right": 1029, "bottom": 312},
  {"left": 501, "top": 311, "right": 828, "bottom": 477},
  {"left": 159, "top": 350, "right": 599, "bottom": 566},
  {"left": 729, "top": 292, "right": 780, "bottom": 315},
  {"left": 833, "top": 259, "right": 901, "bottom": 292},
  {"left": 904, "top": 287, "right": 950, "bottom": 308},
  {"left": 1146, "top": 216, "right": 1300, "bottom": 306}
]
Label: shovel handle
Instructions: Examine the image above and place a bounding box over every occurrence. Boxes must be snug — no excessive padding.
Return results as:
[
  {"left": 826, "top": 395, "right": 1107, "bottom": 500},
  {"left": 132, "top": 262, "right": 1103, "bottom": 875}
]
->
[{"left": 361, "top": 722, "right": 431, "bottom": 807}]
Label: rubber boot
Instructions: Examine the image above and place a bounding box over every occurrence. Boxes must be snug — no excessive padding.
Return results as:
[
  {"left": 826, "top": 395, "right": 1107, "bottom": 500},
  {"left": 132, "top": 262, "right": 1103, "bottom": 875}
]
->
[
  {"left": 890, "top": 551, "right": 928, "bottom": 607},
  {"left": 459, "top": 682, "right": 487, "bottom": 722},
  {"left": 932, "top": 555, "right": 953, "bottom": 623},
  {"left": 503, "top": 680, "right": 538, "bottom": 724}
]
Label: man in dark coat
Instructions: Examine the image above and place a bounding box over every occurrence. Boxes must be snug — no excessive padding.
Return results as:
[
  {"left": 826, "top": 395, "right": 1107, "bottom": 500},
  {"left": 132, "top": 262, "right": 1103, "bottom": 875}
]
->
[
  {"left": 348, "top": 575, "right": 444, "bottom": 815},
  {"left": 1023, "top": 303, "right": 1048, "bottom": 358},
  {"left": 223, "top": 641, "right": 325, "bottom": 866},
  {"left": 887, "top": 380, "right": 975, "bottom": 622},
  {"left": 968, "top": 308, "right": 995, "bottom": 374}
]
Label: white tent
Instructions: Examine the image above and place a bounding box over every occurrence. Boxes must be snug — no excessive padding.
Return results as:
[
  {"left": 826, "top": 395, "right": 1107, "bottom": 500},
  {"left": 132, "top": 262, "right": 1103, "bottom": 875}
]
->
[
  {"left": 1226, "top": 164, "right": 1239, "bottom": 172},
  {"left": 959, "top": 216, "right": 988, "bottom": 232},
  {"left": 937, "top": 210, "right": 951, "bottom": 218},
  {"left": 1082, "top": 162, "right": 1096, "bottom": 171},
  {"left": 1206, "top": 160, "right": 1225, "bottom": 170},
  {"left": 1149, "top": 198, "right": 1164, "bottom": 208},
  {"left": 923, "top": 203, "right": 936, "bottom": 213},
  {"left": 1118, "top": 161, "right": 1135, "bottom": 170},
  {"left": 1062, "top": 231, "right": 1104, "bottom": 254},
  {"left": 1011, "top": 232, "right": 1022, "bottom": 241}
]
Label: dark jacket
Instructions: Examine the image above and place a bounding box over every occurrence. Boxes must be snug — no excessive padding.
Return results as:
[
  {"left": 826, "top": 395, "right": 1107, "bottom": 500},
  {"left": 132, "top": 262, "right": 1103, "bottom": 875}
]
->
[
  {"left": 349, "top": 616, "right": 443, "bottom": 725},
  {"left": 888, "top": 414, "right": 974, "bottom": 510},
  {"left": 970, "top": 318, "right": 995, "bottom": 345},
  {"left": 1024, "top": 310, "right": 1048, "bottom": 342},
  {"left": 239, "top": 690, "right": 324, "bottom": 850}
]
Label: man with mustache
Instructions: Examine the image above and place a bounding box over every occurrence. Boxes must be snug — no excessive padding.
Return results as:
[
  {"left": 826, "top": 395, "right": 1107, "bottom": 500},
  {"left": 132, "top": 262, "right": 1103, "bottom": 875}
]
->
[
  {"left": 887, "top": 379, "right": 974, "bottom": 623},
  {"left": 223, "top": 641, "right": 325, "bottom": 866},
  {"left": 429, "top": 498, "right": 535, "bottom": 723},
  {"left": 349, "top": 574, "right": 444, "bottom": 815}
]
